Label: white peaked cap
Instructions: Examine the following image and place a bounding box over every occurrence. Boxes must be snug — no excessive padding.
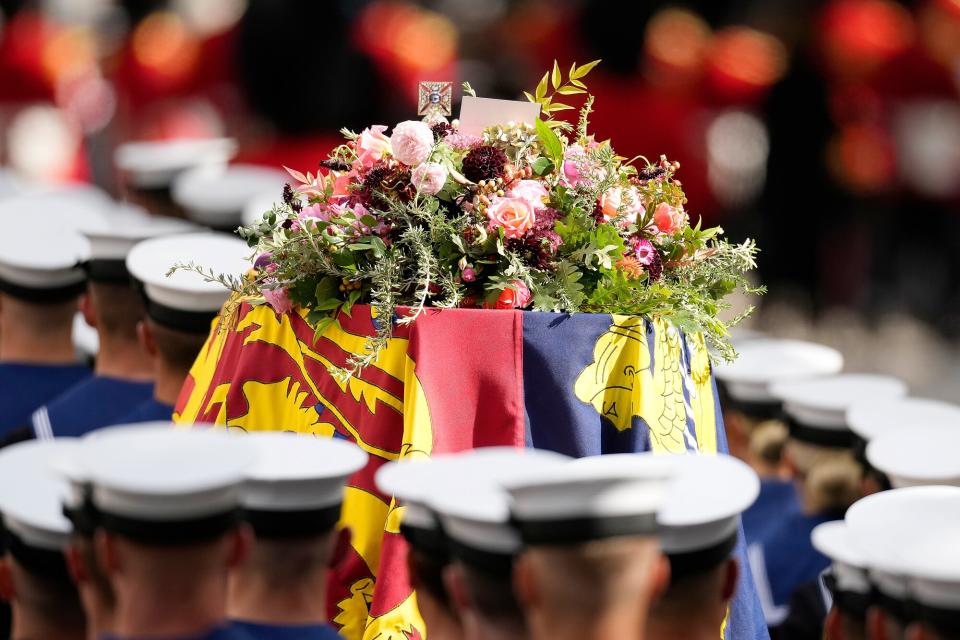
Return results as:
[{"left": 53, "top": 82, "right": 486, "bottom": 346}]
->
[
  {"left": 900, "top": 530, "right": 960, "bottom": 612},
  {"left": 715, "top": 339, "right": 843, "bottom": 403},
  {"left": 0, "top": 227, "right": 90, "bottom": 293},
  {"left": 657, "top": 453, "right": 759, "bottom": 555},
  {"left": 504, "top": 453, "right": 675, "bottom": 545},
  {"left": 79, "top": 423, "right": 255, "bottom": 525},
  {"left": 242, "top": 190, "right": 281, "bottom": 226},
  {"left": 811, "top": 520, "right": 870, "bottom": 595},
  {"left": 173, "top": 164, "right": 288, "bottom": 228},
  {"left": 846, "top": 486, "right": 960, "bottom": 601},
  {"left": 242, "top": 432, "right": 368, "bottom": 511},
  {"left": 847, "top": 397, "right": 960, "bottom": 442},
  {"left": 771, "top": 374, "right": 907, "bottom": 435},
  {"left": 126, "top": 232, "right": 249, "bottom": 328},
  {"left": 867, "top": 425, "right": 960, "bottom": 488},
  {"left": 84, "top": 205, "right": 200, "bottom": 263},
  {"left": 0, "top": 439, "right": 79, "bottom": 550},
  {"left": 426, "top": 447, "right": 571, "bottom": 556},
  {"left": 115, "top": 137, "right": 237, "bottom": 188}
]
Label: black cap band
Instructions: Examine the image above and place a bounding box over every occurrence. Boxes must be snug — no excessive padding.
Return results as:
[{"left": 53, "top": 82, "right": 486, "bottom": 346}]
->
[
  {"left": 786, "top": 416, "right": 855, "bottom": 448},
  {"left": 514, "top": 512, "right": 659, "bottom": 546},
  {"left": 98, "top": 508, "right": 242, "bottom": 545},
  {"left": 723, "top": 397, "right": 784, "bottom": 421},
  {"left": 62, "top": 492, "right": 100, "bottom": 538},
  {"left": 912, "top": 601, "right": 960, "bottom": 635},
  {"left": 84, "top": 259, "right": 130, "bottom": 284},
  {"left": 667, "top": 533, "right": 739, "bottom": 578},
  {"left": 3, "top": 530, "right": 71, "bottom": 582},
  {"left": 823, "top": 572, "right": 870, "bottom": 620},
  {"left": 243, "top": 504, "right": 341, "bottom": 539},
  {"left": 143, "top": 298, "right": 217, "bottom": 333},
  {"left": 446, "top": 539, "right": 515, "bottom": 578},
  {"left": 0, "top": 276, "right": 86, "bottom": 304},
  {"left": 872, "top": 588, "right": 912, "bottom": 625},
  {"left": 400, "top": 523, "right": 448, "bottom": 561}
]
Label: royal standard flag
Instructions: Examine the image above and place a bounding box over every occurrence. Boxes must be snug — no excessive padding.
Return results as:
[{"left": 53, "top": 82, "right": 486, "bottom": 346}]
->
[{"left": 176, "top": 302, "right": 769, "bottom": 640}]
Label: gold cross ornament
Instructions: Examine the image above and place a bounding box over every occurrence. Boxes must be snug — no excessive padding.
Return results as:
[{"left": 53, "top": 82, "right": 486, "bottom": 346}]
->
[{"left": 417, "top": 81, "right": 452, "bottom": 121}]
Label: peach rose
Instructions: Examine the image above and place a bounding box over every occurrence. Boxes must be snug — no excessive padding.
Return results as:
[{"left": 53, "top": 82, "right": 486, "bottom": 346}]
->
[
  {"left": 486, "top": 196, "right": 535, "bottom": 239},
  {"left": 599, "top": 186, "right": 643, "bottom": 224},
  {"left": 355, "top": 125, "right": 391, "bottom": 169},
  {"left": 653, "top": 202, "right": 686, "bottom": 234}
]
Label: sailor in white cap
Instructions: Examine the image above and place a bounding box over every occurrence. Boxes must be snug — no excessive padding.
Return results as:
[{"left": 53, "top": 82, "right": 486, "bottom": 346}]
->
[
  {"left": 0, "top": 226, "right": 92, "bottom": 437},
  {"left": 119, "top": 233, "right": 250, "bottom": 423},
  {"left": 26, "top": 210, "right": 201, "bottom": 441},
  {"left": 808, "top": 521, "right": 870, "bottom": 640},
  {"left": 0, "top": 439, "right": 85, "bottom": 640},
  {"left": 849, "top": 398, "right": 960, "bottom": 493},
  {"left": 78, "top": 424, "right": 257, "bottom": 640},
  {"left": 375, "top": 456, "right": 465, "bottom": 640},
  {"left": 228, "top": 432, "right": 367, "bottom": 639},
  {"left": 846, "top": 486, "right": 960, "bottom": 640},
  {"left": 173, "top": 164, "right": 288, "bottom": 231},
  {"left": 114, "top": 138, "right": 237, "bottom": 219},
  {"left": 715, "top": 339, "right": 843, "bottom": 546},
  {"left": 54, "top": 448, "right": 116, "bottom": 638},
  {"left": 645, "top": 453, "right": 760, "bottom": 640},
  {"left": 751, "top": 374, "right": 906, "bottom": 627},
  {"left": 505, "top": 454, "right": 674, "bottom": 640},
  {"left": 867, "top": 425, "right": 960, "bottom": 489},
  {"left": 899, "top": 530, "right": 960, "bottom": 640},
  {"left": 425, "top": 447, "right": 569, "bottom": 640}
]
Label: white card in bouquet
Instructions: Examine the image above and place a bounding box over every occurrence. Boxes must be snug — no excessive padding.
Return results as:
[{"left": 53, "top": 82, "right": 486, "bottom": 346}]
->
[{"left": 458, "top": 97, "right": 541, "bottom": 136}]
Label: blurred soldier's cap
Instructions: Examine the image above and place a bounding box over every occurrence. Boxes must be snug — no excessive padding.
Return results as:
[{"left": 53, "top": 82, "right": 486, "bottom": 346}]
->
[
  {"left": 115, "top": 138, "right": 237, "bottom": 189},
  {"left": 240, "top": 432, "right": 367, "bottom": 539},
  {"left": 173, "top": 164, "right": 287, "bottom": 230},
  {"left": 714, "top": 339, "right": 843, "bottom": 418},
  {"left": 811, "top": 520, "right": 869, "bottom": 618},
  {"left": 867, "top": 425, "right": 960, "bottom": 488},
  {"left": 504, "top": 453, "right": 674, "bottom": 546},
  {"left": 770, "top": 374, "right": 907, "bottom": 448},
  {"left": 426, "top": 447, "right": 569, "bottom": 574},
  {"left": 77, "top": 423, "right": 255, "bottom": 545},
  {"left": 126, "top": 232, "right": 249, "bottom": 333},
  {"left": 656, "top": 453, "right": 758, "bottom": 566},
  {"left": 848, "top": 397, "right": 960, "bottom": 443}
]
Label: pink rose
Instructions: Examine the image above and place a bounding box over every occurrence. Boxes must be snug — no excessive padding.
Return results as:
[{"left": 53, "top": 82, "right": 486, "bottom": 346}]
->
[
  {"left": 653, "top": 202, "right": 686, "bottom": 234},
  {"left": 390, "top": 120, "right": 434, "bottom": 166},
  {"left": 508, "top": 179, "right": 548, "bottom": 211},
  {"left": 486, "top": 196, "right": 536, "bottom": 239},
  {"left": 599, "top": 186, "right": 643, "bottom": 224},
  {"left": 262, "top": 285, "right": 294, "bottom": 314},
  {"left": 411, "top": 162, "right": 448, "bottom": 195},
  {"left": 331, "top": 171, "right": 352, "bottom": 199},
  {"left": 355, "top": 125, "right": 391, "bottom": 169},
  {"left": 491, "top": 280, "right": 532, "bottom": 309},
  {"left": 562, "top": 143, "right": 605, "bottom": 188}
]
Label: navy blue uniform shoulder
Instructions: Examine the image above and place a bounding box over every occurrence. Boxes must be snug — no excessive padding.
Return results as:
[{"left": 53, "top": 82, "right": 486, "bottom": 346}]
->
[
  {"left": 34, "top": 376, "right": 153, "bottom": 438},
  {"left": 742, "top": 477, "right": 801, "bottom": 546},
  {"left": 231, "top": 620, "right": 343, "bottom": 639},
  {"left": 0, "top": 362, "right": 90, "bottom": 436},
  {"left": 115, "top": 398, "right": 175, "bottom": 424},
  {"left": 100, "top": 622, "right": 258, "bottom": 640}
]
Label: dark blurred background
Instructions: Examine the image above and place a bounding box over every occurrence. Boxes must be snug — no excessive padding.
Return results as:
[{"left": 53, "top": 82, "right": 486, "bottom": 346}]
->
[{"left": 0, "top": 0, "right": 958, "bottom": 395}]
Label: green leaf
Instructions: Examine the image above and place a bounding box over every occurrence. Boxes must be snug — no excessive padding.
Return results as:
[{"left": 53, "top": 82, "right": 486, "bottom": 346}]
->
[
  {"left": 545, "top": 103, "right": 573, "bottom": 111},
  {"left": 312, "top": 316, "right": 335, "bottom": 336},
  {"left": 535, "top": 72, "right": 549, "bottom": 101},
  {"left": 360, "top": 215, "right": 378, "bottom": 227},
  {"left": 571, "top": 59, "right": 601, "bottom": 79},
  {"left": 523, "top": 91, "right": 537, "bottom": 103},
  {"left": 332, "top": 252, "right": 356, "bottom": 267},
  {"left": 535, "top": 118, "right": 564, "bottom": 166},
  {"left": 570, "top": 78, "right": 587, "bottom": 89},
  {"left": 556, "top": 86, "right": 586, "bottom": 95},
  {"left": 531, "top": 156, "right": 555, "bottom": 176},
  {"left": 551, "top": 60, "right": 561, "bottom": 90},
  {"left": 315, "top": 276, "right": 339, "bottom": 302},
  {"left": 370, "top": 236, "right": 388, "bottom": 258},
  {"left": 348, "top": 242, "right": 372, "bottom": 251},
  {"left": 313, "top": 298, "right": 343, "bottom": 311}
]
